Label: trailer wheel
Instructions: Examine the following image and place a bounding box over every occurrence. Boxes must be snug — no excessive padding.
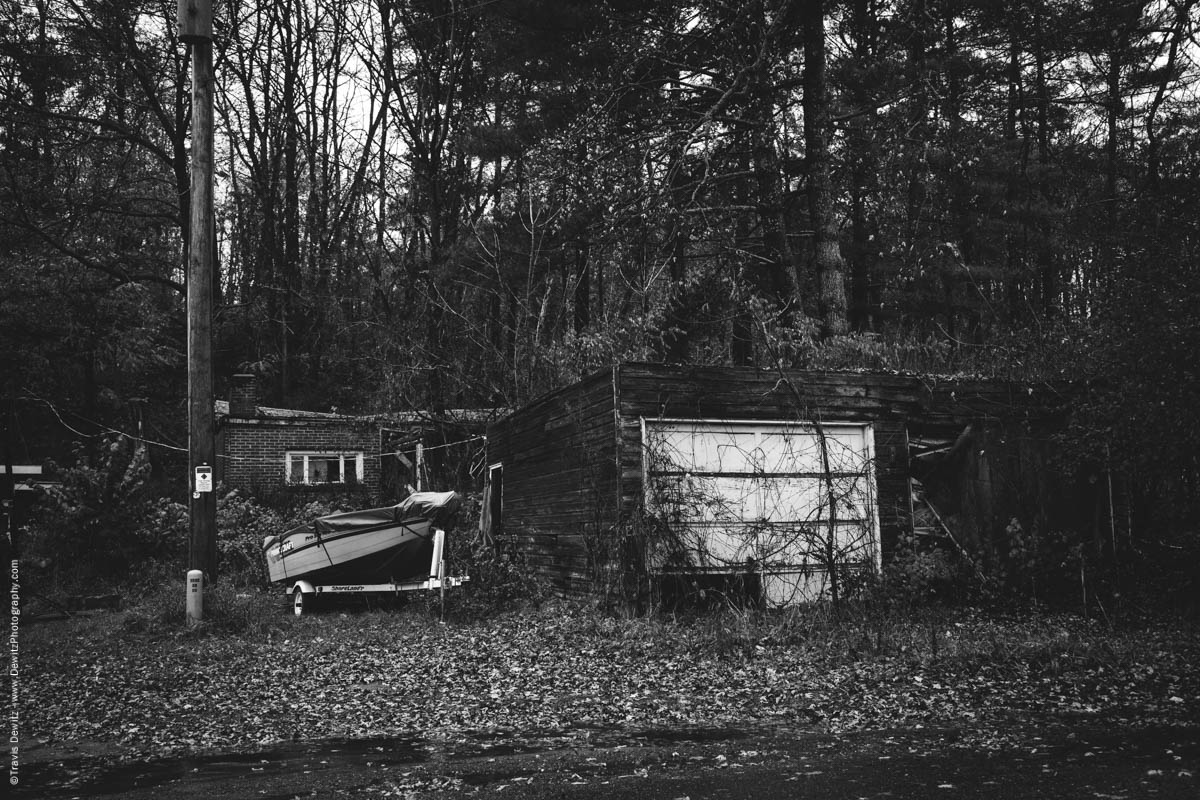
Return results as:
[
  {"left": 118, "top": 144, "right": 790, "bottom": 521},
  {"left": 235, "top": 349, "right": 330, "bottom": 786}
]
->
[{"left": 292, "top": 587, "right": 310, "bottom": 616}]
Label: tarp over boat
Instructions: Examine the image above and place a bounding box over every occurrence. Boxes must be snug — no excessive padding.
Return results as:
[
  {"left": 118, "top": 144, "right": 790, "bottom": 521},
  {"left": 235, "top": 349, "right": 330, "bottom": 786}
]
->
[
  {"left": 262, "top": 491, "right": 461, "bottom": 584},
  {"left": 270, "top": 490, "right": 461, "bottom": 544}
]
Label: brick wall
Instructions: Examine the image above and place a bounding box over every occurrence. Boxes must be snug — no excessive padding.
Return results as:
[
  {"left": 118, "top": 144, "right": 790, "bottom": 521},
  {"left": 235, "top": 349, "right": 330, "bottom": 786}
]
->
[
  {"left": 220, "top": 418, "right": 381, "bottom": 497},
  {"left": 229, "top": 374, "right": 258, "bottom": 418}
]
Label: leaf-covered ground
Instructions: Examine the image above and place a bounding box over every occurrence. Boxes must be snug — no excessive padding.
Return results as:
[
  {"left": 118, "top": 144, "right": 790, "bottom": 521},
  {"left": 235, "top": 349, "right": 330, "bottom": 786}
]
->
[{"left": 21, "top": 601, "right": 1200, "bottom": 762}]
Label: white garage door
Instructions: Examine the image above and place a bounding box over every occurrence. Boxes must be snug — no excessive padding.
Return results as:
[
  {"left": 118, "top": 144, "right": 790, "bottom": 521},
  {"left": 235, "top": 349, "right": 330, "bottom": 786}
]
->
[{"left": 643, "top": 418, "right": 880, "bottom": 605}]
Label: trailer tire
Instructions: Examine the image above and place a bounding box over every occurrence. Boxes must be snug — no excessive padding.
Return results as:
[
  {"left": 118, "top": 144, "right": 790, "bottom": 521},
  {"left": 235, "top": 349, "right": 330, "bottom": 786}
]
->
[{"left": 292, "top": 587, "right": 312, "bottom": 616}]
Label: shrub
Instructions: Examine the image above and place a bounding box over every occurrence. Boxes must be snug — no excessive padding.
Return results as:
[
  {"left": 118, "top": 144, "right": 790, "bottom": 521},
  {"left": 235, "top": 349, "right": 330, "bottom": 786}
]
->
[
  {"left": 23, "top": 436, "right": 188, "bottom": 588},
  {"left": 882, "top": 529, "right": 970, "bottom": 604},
  {"left": 420, "top": 494, "right": 547, "bottom": 619},
  {"left": 21, "top": 437, "right": 338, "bottom": 594},
  {"left": 215, "top": 489, "right": 287, "bottom": 587}
]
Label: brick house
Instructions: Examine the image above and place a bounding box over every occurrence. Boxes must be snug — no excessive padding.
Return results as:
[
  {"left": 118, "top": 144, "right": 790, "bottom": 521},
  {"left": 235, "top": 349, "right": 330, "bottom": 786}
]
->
[
  {"left": 215, "top": 375, "right": 382, "bottom": 498},
  {"left": 215, "top": 375, "right": 496, "bottom": 502}
]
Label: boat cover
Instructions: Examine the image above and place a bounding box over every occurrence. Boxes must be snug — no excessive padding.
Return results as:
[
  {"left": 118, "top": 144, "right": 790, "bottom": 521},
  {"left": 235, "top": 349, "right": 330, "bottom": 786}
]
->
[
  {"left": 394, "top": 490, "right": 461, "bottom": 528},
  {"left": 261, "top": 491, "right": 462, "bottom": 556},
  {"left": 310, "top": 490, "right": 461, "bottom": 536},
  {"left": 312, "top": 506, "right": 398, "bottom": 534}
]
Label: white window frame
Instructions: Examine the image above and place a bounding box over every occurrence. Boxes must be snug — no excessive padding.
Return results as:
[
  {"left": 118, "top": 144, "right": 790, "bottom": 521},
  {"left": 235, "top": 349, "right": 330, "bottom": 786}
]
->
[{"left": 284, "top": 451, "right": 365, "bottom": 486}]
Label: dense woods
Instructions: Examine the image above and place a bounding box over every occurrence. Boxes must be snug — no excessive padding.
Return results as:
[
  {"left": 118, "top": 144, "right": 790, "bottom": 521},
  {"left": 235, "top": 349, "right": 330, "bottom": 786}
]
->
[{"left": 3, "top": 0, "right": 1199, "bottom": 600}]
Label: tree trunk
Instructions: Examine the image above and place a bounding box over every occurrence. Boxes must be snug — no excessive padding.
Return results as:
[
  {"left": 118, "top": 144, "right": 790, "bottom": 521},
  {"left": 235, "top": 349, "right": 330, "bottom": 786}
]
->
[
  {"left": 1032, "top": 5, "right": 1060, "bottom": 316},
  {"left": 903, "top": 0, "right": 929, "bottom": 305},
  {"left": 1004, "top": 17, "right": 1024, "bottom": 322},
  {"left": 846, "top": 0, "right": 879, "bottom": 332},
  {"left": 574, "top": 142, "right": 592, "bottom": 336},
  {"left": 663, "top": 153, "right": 691, "bottom": 362},
  {"left": 574, "top": 237, "right": 591, "bottom": 335},
  {"left": 803, "top": 0, "right": 848, "bottom": 338},
  {"left": 749, "top": 0, "right": 796, "bottom": 314}
]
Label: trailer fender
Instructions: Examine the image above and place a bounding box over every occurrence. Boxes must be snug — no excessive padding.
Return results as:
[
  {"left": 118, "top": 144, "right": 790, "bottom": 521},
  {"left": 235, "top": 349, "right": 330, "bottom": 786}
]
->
[{"left": 289, "top": 579, "right": 315, "bottom": 595}]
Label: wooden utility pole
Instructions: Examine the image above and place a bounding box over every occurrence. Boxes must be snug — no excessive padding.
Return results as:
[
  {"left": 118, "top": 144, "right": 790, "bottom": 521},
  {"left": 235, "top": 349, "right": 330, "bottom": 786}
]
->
[
  {"left": 2, "top": 387, "right": 16, "bottom": 560},
  {"left": 179, "top": 0, "right": 217, "bottom": 591}
]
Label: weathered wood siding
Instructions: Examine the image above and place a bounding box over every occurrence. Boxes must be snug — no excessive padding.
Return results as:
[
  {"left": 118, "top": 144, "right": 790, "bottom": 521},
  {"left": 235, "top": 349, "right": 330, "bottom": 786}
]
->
[
  {"left": 485, "top": 368, "right": 620, "bottom": 595},
  {"left": 488, "top": 363, "right": 1066, "bottom": 601}
]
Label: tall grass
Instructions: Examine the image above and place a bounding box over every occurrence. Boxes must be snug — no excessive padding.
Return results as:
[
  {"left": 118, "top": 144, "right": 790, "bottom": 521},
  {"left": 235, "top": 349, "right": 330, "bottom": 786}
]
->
[{"left": 564, "top": 598, "right": 1154, "bottom": 677}]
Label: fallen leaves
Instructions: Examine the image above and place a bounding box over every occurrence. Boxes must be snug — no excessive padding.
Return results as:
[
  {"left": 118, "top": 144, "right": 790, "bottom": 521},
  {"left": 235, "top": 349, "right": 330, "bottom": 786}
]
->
[{"left": 20, "top": 605, "right": 1200, "bottom": 762}]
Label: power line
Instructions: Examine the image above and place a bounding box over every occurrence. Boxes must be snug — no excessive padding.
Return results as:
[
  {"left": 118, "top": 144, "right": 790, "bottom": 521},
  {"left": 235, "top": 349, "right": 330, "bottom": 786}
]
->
[
  {"left": 21, "top": 394, "right": 486, "bottom": 466},
  {"left": 21, "top": 394, "right": 189, "bottom": 453}
]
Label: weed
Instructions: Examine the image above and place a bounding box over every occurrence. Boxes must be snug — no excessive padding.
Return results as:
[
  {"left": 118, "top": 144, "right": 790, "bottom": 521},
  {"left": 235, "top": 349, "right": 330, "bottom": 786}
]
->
[{"left": 109, "top": 581, "right": 289, "bottom": 639}]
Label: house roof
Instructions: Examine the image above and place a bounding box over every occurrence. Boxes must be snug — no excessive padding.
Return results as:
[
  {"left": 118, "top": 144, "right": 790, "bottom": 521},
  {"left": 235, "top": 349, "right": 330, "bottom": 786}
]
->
[
  {"left": 382, "top": 408, "right": 507, "bottom": 425},
  {"left": 214, "top": 399, "right": 359, "bottom": 421},
  {"left": 214, "top": 400, "right": 506, "bottom": 426}
]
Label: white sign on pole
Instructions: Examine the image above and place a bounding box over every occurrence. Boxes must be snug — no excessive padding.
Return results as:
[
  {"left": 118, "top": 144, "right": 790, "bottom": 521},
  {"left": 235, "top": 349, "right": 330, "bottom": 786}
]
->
[{"left": 194, "top": 465, "right": 213, "bottom": 493}]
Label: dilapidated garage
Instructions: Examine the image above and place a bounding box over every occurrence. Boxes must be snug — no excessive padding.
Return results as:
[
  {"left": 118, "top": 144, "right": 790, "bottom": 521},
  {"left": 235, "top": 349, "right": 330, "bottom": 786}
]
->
[{"left": 483, "top": 362, "right": 1067, "bottom": 608}]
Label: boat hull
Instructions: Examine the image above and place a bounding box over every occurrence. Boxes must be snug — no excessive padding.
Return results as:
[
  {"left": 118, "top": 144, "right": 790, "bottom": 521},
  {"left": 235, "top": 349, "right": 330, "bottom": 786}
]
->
[{"left": 263, "top": 491, "right": 459, "bottom": 585}]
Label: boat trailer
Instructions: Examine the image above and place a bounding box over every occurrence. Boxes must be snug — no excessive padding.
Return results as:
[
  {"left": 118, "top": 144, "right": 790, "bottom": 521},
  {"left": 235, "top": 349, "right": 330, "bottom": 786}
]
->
[{"left": 286, "top": 527, "right": 468, "bottom": 616}]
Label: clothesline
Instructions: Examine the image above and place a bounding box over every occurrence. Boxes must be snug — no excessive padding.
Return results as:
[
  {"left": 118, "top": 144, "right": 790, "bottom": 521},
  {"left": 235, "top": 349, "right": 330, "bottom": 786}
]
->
[{"left": 219, "top": 434, "right": 487, "bottom": 466}]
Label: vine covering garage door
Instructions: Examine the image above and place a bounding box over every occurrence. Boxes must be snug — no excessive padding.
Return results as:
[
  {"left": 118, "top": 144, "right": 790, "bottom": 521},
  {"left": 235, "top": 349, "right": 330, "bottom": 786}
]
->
[{"left": 643, "top": 419, "right": 881, "bottom": 605}]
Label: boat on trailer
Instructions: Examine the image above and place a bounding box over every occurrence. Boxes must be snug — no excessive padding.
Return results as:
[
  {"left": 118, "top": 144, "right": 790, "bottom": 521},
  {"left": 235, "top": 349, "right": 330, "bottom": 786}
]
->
[{"left": 263, "top": 492, "right": 465, "bottom": 612}]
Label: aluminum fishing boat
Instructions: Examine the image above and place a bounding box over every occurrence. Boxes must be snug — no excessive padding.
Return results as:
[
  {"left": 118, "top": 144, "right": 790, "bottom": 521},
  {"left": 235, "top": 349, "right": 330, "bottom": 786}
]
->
[{"left": 262, "top": 491, "right": 461, "bottom": 585}]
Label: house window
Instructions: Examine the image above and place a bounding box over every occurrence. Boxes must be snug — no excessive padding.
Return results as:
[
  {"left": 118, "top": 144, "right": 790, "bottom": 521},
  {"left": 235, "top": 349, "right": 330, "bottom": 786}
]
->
[{"left": 285, "top": 452, "right": 364, "bottom": 485}]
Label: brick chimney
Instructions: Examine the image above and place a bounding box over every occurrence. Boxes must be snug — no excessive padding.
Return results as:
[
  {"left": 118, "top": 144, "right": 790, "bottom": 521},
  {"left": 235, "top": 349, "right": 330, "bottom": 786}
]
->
[{"left": 229, "top": 374, "right": 258, "bottom": 418}]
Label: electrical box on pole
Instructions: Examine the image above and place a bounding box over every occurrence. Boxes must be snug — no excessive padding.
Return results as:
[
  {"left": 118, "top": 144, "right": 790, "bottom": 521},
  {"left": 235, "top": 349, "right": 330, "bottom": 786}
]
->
[{"left": 180, "top": 0, "right": 216, "bottom": 610}]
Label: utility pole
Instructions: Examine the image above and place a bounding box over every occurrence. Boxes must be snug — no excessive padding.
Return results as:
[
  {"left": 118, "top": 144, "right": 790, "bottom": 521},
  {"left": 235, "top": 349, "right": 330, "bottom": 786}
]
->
[
  {"left": 179, "top": 0, "right": 217, "bottom": 603},
  {"left": 2, "top": 387, "right": 16, "bottom": 561}
]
